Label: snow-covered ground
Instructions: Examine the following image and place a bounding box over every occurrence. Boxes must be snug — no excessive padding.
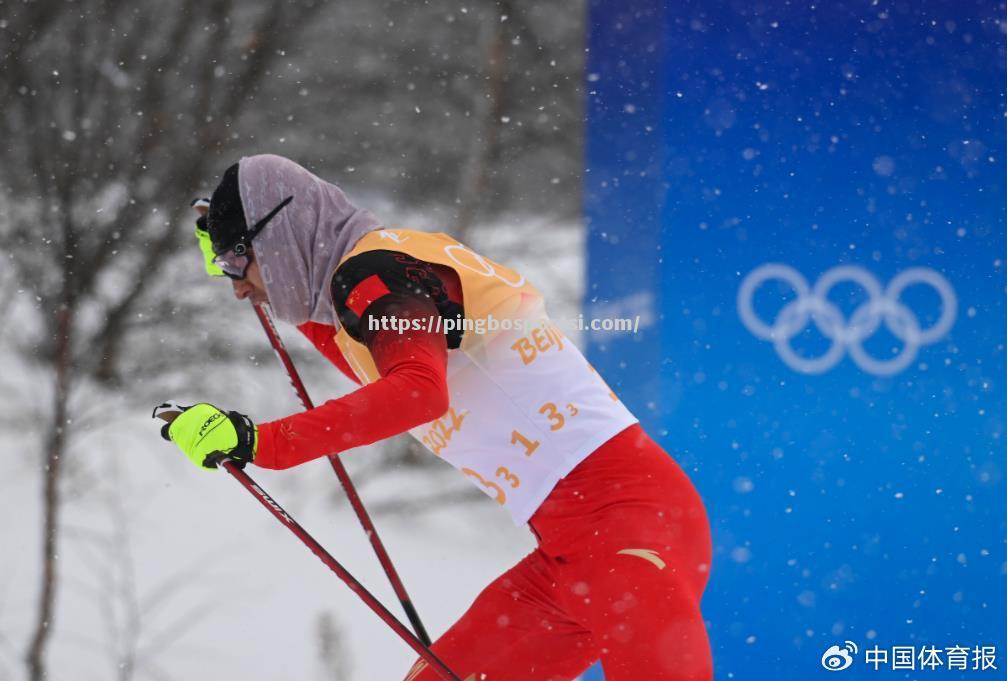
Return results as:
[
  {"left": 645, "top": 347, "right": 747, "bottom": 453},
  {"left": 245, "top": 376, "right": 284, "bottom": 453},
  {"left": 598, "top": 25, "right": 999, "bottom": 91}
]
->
[{"left": 0, "top": 216, "right": 585, "bottom": 681}]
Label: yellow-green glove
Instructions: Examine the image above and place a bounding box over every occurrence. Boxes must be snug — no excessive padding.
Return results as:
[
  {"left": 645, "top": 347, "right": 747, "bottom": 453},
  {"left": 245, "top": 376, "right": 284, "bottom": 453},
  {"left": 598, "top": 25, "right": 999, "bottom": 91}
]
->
[{"left": 154, "top": 401, "right": 257, "bottom": 470}]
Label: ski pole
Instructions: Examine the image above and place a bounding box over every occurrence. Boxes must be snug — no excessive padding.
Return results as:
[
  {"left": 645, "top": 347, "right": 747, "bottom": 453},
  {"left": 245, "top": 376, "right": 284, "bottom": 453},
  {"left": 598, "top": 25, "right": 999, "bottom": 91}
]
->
[
  {"left": 250, "top": 301, "right": 434, "bottom": 647},
  {"left": 153, "top": 407, "right": 462, "bottom": 681}
]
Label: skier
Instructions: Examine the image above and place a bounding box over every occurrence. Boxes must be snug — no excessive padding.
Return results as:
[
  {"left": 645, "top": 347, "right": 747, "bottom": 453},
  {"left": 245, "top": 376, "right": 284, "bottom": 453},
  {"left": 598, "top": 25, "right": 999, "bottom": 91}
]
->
[{"left": 158, "top": 154, "right": 713, "bottom": 681}]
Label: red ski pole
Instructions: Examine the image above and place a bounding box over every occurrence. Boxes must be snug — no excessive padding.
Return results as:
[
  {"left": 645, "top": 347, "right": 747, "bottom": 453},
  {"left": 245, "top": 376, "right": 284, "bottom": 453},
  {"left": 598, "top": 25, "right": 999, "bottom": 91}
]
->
[
  {"left": 250, "top": 302, "right": 433, "bottom": 647},
  {"left": 153, "top": 407, "right": 461, "bottom": 681}
]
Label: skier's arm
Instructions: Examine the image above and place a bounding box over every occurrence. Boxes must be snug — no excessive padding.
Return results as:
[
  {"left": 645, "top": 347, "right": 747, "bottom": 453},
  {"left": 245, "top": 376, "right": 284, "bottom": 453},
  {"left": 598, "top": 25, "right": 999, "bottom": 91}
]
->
[
  {"left": 296, "top": 321, "right": 362, "bottom": 385},
  {"left": 254, "top": 296, "right": 449, "bottom": 469}
]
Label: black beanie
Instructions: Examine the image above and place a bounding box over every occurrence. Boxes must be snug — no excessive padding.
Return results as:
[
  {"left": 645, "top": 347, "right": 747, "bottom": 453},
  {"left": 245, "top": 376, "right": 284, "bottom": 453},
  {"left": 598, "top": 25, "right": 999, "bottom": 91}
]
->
[{"left": 207, "top": 163, "right": 247, "bottom": 253}]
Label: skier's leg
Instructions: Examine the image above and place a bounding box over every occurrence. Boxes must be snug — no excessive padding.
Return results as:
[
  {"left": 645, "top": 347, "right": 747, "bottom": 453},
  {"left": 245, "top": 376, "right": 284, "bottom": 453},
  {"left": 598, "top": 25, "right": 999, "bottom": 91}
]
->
[
  {"left": 559, "top": 543, "right": 713, "bottom": 681},
  {"left": 404, "top": 548, "right": 597, "bottom": 681},
  {"left": 534, "top": 425, "right": 714, "bottom": 680}
]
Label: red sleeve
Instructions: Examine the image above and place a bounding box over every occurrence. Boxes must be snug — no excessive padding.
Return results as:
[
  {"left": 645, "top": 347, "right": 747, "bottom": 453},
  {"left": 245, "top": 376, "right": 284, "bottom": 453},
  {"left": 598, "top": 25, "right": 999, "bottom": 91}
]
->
[
  {"left": 296, "top": 321, "right": 361, "bottom": 385},
  {"left": 255, "top": 300, "right": 448, "bottom": 470}
]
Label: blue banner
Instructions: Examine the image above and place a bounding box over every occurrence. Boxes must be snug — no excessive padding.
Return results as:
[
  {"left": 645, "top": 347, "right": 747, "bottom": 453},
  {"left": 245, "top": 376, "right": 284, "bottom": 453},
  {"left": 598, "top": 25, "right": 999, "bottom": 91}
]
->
[{"left": 585, "top": 1, "right": 1005, "bottom": 679}]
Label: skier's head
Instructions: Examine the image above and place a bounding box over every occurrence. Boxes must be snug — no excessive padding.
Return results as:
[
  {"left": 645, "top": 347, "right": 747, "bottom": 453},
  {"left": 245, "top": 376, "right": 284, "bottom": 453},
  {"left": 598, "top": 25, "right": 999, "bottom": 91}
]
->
[
  {"left": 205, "top": 154, "right": 381, "bottom": 325},
  {"left": 206, "top": 161, "right": 285, "bottom": 305},
  {"left": 206, "top": 163, "right": 247, "bottom": 256}
]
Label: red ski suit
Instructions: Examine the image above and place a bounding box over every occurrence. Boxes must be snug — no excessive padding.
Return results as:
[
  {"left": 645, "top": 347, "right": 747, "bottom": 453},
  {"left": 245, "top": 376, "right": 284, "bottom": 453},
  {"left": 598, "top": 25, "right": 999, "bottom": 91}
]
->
[{"left": 253, "top": 262, "right": 714, "bottom": 681}]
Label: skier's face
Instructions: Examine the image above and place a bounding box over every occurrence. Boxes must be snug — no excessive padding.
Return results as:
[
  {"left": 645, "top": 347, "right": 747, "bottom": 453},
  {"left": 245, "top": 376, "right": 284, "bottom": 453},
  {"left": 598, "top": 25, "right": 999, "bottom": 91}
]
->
[{"left": 231, "top": 255, "right": 268, "bottom": 305}]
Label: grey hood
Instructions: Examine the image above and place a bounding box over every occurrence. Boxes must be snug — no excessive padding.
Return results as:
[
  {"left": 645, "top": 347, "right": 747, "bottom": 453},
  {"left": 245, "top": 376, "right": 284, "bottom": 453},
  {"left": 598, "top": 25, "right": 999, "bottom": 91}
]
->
[{"left": 237, "top": 154, "right": 381, "bottom": 326}]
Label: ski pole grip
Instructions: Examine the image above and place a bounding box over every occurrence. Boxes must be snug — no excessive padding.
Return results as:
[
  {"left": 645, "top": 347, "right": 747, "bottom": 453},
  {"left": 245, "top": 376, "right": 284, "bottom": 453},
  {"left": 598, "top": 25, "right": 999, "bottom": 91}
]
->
[
  {"left": 152, "top": 400, "right": 186, "bottom": 424},
  {"left": 151, "top": 401, "right": 231, "bottom": 467},
  {"left": 152, "top": 400, "right": 188, "bottom": 440}
]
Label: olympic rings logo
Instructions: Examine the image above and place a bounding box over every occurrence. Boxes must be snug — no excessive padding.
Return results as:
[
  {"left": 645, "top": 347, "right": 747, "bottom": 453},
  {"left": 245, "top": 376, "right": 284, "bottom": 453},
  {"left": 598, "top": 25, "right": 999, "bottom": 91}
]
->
[{"left": 737, "top": 264, "right": 957, "bottom": 376}]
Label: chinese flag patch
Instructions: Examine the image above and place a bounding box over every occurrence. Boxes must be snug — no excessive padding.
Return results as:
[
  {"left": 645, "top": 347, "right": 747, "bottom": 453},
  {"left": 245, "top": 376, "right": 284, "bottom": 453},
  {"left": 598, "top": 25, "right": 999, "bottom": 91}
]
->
[{"left": 346, "top": 274, "right": 392, "bottom": 316}]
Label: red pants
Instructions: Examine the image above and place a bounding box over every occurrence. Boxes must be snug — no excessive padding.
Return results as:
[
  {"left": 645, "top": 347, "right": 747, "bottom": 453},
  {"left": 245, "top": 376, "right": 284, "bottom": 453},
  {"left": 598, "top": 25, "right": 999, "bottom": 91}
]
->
[{"left": 406, "top": 424, "right": 713, "bottom": 681}]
